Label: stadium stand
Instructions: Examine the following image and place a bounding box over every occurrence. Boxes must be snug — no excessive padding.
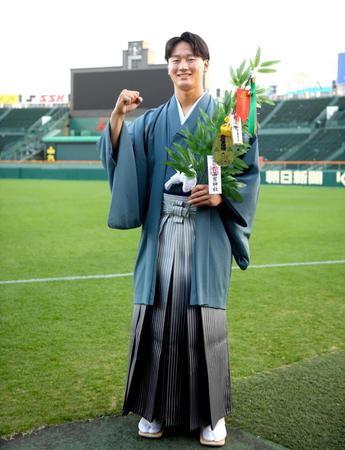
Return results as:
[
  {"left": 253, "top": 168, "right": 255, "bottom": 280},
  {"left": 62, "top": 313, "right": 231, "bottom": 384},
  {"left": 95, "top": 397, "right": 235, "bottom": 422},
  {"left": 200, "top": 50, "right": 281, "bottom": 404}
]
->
[
  {"left": 259, "top": 133, "right": 309, "bottom": 160},
  {"left": 335, "top": 96, "right": 345, "bottom": 109},
  {"left": 0, "top": 107, "right": 68, "bottom": 160},
  {"left": 326, "top": 96, "right": 345, "bottom": 126},
  {"left": 258, "top": 96, "right": 345, "bottom": 167},
  {"left": 330, "top": 110, "right": 345, "bottom": 122},
  {"left": 257, "top": 102, "right": 277, "bottom": 124},
  {"left": 0, "top": 135, "right": 20, "bottom": 149},
  {"left": 266, "top": 97, "right": 332, "bottom": 127},
  {"left": 0, "top": 108, "right": 51, "bottom": 130},
  {"left": 0, "top": 96, "right": 344, "bottom": 166},
  {"left": 288, "top": 128, "right": 345, "bottom": 161}
]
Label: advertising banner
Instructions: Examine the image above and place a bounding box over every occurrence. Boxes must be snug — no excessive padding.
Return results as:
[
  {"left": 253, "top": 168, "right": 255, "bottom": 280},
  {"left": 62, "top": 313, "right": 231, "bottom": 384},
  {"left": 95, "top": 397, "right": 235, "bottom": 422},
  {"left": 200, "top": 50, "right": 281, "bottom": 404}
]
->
[
  {"left": 22, "top": 94, "right": 69, "bottom": 105},
  {"left": 0, "top": 95, "right": 20, "bottom": 105},
  {"left": 261, "top": 170, "right": 345, "bottom": 187}
]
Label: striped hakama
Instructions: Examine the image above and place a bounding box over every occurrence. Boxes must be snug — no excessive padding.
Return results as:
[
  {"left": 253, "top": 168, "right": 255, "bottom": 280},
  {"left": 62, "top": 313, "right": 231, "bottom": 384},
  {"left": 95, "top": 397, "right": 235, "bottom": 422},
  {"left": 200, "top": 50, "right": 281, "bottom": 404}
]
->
[{"left": 122, "top": 193, "right": 232, "bottom": 430}]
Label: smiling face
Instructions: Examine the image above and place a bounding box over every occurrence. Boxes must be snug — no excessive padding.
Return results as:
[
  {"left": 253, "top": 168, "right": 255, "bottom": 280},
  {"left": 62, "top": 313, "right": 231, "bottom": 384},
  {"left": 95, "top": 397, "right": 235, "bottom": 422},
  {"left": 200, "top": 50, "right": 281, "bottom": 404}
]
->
[{"left": 167, "top": 41, "right": 209, "bottom": 94}]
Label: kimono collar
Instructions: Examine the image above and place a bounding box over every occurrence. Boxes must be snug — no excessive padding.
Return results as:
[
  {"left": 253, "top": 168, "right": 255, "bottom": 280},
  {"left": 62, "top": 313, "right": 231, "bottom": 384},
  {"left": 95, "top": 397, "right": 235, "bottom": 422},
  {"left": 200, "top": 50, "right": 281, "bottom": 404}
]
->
[
  {"left": 175, "top": 91, "right": 208, "bottom": 125},
  {"left": 167, "top": 92, "right": 213, "bottom": 146}
]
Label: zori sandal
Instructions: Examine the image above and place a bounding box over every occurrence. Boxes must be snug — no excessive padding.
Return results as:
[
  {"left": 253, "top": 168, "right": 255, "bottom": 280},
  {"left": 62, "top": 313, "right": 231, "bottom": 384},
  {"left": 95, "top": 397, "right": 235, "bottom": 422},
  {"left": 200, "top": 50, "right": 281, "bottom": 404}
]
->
[
  {"left": 200, "top": 418, "right": 227, "bottom": 447},
  {"left": 138, "top": 417, "right": 164, "bottom": 439}
]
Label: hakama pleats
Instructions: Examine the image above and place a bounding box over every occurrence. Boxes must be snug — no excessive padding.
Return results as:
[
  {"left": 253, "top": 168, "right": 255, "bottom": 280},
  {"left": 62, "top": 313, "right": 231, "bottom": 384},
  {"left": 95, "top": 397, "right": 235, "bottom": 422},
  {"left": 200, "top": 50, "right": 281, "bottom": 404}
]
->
[{"left": 122, "top": 194, "right": 232, "bottom": 430}]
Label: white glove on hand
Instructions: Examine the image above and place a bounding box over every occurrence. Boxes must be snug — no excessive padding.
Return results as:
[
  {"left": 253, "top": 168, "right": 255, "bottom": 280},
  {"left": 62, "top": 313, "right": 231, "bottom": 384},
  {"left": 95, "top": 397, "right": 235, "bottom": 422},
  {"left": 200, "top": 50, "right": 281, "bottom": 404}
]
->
[{"left": 164, "top": 169, "right": 197, "bottom": 193}]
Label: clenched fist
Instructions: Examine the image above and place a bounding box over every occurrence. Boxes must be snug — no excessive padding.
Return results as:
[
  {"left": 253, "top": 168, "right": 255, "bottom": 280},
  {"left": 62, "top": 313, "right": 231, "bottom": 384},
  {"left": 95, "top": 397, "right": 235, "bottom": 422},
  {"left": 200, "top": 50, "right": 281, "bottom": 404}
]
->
[
  {"left": 113, "top": 89, "right": 143, "bottom": 116},
  {"left": 109, "top": 89, "right": 143, "bottom": 149}
]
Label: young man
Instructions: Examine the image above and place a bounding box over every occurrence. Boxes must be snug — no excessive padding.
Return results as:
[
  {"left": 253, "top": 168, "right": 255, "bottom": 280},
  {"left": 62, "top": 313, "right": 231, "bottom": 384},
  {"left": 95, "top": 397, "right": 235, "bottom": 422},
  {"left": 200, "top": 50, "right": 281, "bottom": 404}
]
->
[{"left": 98, "top": 31, "right": 260, "bottom": 447}]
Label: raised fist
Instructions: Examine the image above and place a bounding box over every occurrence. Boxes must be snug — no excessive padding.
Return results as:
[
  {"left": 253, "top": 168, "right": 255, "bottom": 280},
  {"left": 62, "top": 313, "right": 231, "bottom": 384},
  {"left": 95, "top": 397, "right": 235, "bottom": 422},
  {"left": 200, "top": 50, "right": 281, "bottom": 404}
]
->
[{"left": 113, "top": 89, "right": 143, "bottom": 115}]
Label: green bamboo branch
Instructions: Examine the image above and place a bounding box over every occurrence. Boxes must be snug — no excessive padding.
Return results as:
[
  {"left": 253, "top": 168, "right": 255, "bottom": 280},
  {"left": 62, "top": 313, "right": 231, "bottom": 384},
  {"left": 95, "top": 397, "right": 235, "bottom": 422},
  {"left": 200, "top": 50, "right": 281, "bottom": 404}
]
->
[{"left": 165, "top": 48, "right": 279, "bottom": 201}]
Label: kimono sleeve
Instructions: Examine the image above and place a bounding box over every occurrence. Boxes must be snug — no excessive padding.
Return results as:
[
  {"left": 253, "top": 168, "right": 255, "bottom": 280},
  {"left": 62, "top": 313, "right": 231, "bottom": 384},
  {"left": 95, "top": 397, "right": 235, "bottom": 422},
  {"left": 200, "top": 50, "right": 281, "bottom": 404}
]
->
[
  {"left": 97, "top": 111, "right": 152, "bottom": 229},
  {"left": 218, "top": 136, "right": 260, "bottom": 269}
]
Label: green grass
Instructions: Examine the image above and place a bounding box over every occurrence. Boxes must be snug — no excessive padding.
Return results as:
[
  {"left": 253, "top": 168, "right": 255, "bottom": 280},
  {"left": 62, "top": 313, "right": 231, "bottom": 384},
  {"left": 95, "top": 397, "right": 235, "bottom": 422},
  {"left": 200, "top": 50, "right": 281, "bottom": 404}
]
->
[
  {"left": 0, "top": 180, "right": 344, "bottom": 449},
  {"left": 229, "top": 350, "right": 345, "bottom": 450}
]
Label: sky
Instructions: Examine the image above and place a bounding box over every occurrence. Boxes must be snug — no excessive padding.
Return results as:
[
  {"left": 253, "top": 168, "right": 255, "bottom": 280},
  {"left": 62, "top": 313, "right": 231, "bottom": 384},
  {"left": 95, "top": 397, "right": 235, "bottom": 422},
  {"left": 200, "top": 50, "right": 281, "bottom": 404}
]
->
[{"left": 1, "top": 0, "right": 344, "bottom": 97}]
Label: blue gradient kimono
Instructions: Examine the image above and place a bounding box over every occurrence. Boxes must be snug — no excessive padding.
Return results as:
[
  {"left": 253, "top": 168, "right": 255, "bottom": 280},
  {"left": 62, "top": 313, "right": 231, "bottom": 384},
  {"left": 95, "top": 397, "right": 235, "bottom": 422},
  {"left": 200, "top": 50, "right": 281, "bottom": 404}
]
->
[{"left": 97, "top": 93, "right": 260, "bottom": 309}]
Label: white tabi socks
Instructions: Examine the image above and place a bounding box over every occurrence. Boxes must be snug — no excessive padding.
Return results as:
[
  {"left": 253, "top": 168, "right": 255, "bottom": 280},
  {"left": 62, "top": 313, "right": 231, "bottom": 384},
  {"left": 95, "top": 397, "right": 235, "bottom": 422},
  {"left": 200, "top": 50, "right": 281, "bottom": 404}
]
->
[
  {"left": 200, "top": 417, "right": 227, "bottom": 446},
  {"left": 138, "top": 417, "right": 163, "bottom": 438}
]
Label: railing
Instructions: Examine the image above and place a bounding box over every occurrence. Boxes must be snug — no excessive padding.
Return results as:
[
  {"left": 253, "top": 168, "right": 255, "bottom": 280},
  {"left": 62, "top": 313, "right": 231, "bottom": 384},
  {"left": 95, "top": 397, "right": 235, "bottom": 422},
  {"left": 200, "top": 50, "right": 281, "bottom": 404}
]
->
[
  {"left": 0, "top": 108, "right": 69, "bottom": 161},
  {"left": 261, "top": 160, "right": 345, "bottom": 170},
  {"left": 0, "top": 160, "right": 102, "bottom": 165}
]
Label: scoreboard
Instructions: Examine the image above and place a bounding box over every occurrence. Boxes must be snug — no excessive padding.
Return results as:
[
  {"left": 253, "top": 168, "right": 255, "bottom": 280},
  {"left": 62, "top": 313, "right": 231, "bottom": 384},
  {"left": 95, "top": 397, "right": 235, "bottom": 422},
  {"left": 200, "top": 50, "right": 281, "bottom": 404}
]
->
[{"left": 71, "top": 67, "right": 174, "bottom": 115}]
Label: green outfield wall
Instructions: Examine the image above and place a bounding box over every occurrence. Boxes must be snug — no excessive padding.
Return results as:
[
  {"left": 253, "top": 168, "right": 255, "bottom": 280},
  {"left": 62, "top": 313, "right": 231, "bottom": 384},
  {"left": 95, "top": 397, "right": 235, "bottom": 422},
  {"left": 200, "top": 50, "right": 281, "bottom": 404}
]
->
[
  {"left": 0, "top": 164, "right": 344, "bottom": 188},
  {"left": 0, "top": 163, "right": 106, "bottom": 180},
  {"left": 260, "top": 169, "right": 345, "bottom": 187},
  {"left": 41, "top": 136, "right": 100, "bottom": 161}
]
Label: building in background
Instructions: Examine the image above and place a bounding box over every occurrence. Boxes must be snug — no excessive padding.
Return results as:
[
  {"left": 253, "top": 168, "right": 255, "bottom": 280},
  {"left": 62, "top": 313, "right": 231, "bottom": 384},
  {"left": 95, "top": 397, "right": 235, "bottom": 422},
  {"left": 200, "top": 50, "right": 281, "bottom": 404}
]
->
[{"left": 70, "top": 41, "right": 174, "bottom": 117}]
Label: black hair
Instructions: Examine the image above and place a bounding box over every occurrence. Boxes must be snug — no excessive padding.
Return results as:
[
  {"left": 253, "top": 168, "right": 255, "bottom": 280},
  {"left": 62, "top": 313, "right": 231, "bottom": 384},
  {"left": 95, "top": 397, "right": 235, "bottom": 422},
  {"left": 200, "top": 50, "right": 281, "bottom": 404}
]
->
[{"left": 165, "top": 31, "right": 210, "bottom": 62}]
